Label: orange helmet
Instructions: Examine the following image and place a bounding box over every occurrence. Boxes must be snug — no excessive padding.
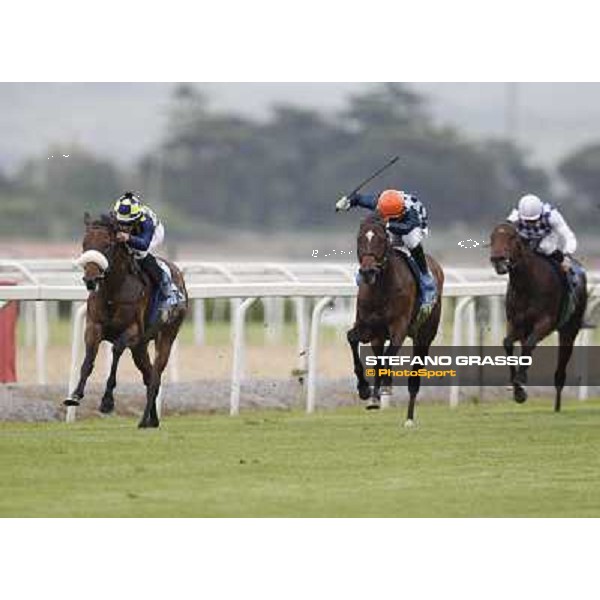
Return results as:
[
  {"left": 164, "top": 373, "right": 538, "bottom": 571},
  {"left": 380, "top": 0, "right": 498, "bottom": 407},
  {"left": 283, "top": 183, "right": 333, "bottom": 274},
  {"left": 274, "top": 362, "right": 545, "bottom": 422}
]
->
[{"left": 377, "top": 190, "right": 406, "bottom": 220}]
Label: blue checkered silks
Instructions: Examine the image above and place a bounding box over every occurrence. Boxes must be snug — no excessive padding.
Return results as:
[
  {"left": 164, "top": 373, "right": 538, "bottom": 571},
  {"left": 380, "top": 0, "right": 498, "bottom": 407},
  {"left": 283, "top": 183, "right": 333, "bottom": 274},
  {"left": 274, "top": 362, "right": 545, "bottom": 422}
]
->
[{"left": 515, "top": 205, "right": 553, "bottom": 246}]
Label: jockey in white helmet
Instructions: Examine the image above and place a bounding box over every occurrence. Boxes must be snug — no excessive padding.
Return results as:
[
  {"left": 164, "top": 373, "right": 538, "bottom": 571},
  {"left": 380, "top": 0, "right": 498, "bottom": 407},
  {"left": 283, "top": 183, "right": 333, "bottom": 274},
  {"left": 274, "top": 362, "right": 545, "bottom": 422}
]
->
[{"left": 507, "top": 194, "right": 577, "bottom": 270}]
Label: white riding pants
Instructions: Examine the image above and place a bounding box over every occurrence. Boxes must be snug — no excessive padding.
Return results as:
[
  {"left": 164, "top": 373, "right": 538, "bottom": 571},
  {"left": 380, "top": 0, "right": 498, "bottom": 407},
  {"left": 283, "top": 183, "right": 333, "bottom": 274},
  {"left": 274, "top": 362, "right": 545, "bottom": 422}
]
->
[
  {"left": 402, "top": 227, "right": 425, "bottom": 250},
  {"left": 537, "top": 233, "right": 560, "bottom": 256}
]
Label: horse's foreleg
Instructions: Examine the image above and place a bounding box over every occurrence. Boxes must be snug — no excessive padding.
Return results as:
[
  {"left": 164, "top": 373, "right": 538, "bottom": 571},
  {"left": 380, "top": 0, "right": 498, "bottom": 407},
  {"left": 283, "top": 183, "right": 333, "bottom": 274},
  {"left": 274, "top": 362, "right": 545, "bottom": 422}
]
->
[
  {"left": 347, "top": 327, "right": 371, "bottom": 401},
  {"left": 368, "top": 337, "right": 386, "bottom": 410},
  {"left": 406, "top": 339, "right": 432, "bottom": 428},
  {"left": 555, "top": 329, "right": 577, "bottom": 413},
  {"left": 139, "top": 331, "right": 176, "bottom": 429},
  {"left": 131, "top": 343, "right": 153, "bottom": 388},
  {"left": 69, "top": 323, "right": 102, "bottom": 404},
  {"left": 503, "top": 333, "right": 516, "bottom": 386},
  {"left": 100, "top": 325, "right": 141, "bottom": 414},
  {"left": 513, "top": 338, "right": 533, "bottom": 404},
  {"left": 99, "top": 344, "right": 125, "bottom": 414},
  {"left": 504, "top": 333, "right": 526, "bottom": 403},
  {"left": 388, "top": 325, "right": 410, "bottom": 424},
  {"left": 513, "top": 317, "right": 554, "bottom": 404}
]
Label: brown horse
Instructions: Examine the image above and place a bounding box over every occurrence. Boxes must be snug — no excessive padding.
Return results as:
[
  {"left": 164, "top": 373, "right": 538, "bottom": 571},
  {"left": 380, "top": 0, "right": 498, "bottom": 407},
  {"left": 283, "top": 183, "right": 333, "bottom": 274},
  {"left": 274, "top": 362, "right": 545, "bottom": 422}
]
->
[
  {"left": 490, "top": 222, "right": 587, "bottom": 412},
  {"left": 66, "top": 213, "right": 188, "bottom": 428},
  {"left": 347, "top": 214, "right": 444, "bottom": 427}
]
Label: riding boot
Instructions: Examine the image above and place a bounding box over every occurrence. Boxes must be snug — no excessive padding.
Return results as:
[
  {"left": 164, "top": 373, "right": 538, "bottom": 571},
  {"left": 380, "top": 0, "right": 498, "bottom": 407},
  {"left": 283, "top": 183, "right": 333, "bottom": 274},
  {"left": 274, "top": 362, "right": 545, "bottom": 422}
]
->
[
  {"left": 563, "top": 259, "right": 580, "bottom": 321},
  {"left": 139, "top": 254, "right": 173, "bottom": 322},
  {"left": 139, "top": 254, "right": 163, "bottom": 286},
  {"left": 411, "top": 244, "right": 437, "bottom": 309}
]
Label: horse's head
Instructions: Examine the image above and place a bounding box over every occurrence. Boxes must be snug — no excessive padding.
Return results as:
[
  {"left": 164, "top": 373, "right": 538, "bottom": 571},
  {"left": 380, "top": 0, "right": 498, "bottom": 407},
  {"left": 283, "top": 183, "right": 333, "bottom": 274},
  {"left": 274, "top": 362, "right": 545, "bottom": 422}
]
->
[
  {"left": 490, "top": 222, "right": 523, "bottom": 274},
  {"left": 76, "top": 213, "right": 118, "bottom": 291},
  {"left": 357, "top": 214, "right": 389, "bottom": 285}
]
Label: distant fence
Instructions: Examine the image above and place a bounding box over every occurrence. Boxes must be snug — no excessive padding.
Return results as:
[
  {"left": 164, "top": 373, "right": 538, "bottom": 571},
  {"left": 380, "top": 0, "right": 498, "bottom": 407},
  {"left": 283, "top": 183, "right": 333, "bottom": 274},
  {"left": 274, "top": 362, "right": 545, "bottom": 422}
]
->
[{"left": 1, "top": 261, "right": 600, "bottom": 421}]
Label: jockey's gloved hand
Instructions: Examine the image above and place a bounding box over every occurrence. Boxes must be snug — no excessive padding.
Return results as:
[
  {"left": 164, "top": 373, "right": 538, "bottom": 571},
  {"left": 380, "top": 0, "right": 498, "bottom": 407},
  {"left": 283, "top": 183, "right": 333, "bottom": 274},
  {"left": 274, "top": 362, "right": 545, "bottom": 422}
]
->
[
  {"left": 335, "top": 196, "right": 352, "bottom": 212},
  {"left": 551, "top": 250, "right": 565, "bottom": 263}
]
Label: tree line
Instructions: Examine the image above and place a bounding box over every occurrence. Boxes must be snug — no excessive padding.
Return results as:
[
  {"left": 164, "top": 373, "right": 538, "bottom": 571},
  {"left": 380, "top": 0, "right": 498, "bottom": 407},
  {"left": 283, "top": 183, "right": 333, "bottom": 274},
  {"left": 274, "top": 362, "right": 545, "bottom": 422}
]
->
[{"left": 0, "top": 83, "right": 598, "bottom": 239}]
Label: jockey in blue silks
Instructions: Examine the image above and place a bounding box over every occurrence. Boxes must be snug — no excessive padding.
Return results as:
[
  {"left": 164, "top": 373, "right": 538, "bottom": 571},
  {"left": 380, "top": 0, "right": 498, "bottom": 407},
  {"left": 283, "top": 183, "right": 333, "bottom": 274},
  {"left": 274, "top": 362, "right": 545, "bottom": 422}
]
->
[
  {"left": 112, "top": 191, "right": 179, "bottom": 321},
  {"left": 336, "top": 188, "right": 437, "bottom": 311}
]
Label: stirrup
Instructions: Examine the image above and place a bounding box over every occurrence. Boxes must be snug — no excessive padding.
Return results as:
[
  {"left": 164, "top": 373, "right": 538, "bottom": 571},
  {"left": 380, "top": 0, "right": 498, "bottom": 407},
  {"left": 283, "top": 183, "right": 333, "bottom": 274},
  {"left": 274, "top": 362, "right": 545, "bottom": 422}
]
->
[
  {"left": 159, "top": 305, "right": 174, "bottom": 324},
  {"left": 415, "top": 305, "right": 432, "bottom": 327}
]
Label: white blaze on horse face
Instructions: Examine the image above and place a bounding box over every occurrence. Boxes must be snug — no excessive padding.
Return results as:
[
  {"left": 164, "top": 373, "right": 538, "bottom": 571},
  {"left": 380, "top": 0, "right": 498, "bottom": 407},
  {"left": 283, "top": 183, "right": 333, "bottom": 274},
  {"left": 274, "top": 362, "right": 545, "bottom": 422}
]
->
[{"left": 365, "top": 230, "right": 375, "bottom": 248}]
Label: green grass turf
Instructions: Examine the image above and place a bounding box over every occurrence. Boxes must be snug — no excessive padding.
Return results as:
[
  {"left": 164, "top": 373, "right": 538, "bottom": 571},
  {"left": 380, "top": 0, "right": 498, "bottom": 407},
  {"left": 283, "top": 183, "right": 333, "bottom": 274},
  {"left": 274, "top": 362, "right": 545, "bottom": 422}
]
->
[{"left": 2, "top": 400, "right": 600, "bottom": 517}]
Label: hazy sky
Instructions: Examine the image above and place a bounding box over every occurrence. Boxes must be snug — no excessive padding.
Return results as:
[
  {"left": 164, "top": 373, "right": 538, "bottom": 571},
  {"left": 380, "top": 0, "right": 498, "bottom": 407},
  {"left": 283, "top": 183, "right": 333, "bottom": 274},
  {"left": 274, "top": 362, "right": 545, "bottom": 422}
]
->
[{"left": 1, "top": 83, "right": 600, "bottom": 173}]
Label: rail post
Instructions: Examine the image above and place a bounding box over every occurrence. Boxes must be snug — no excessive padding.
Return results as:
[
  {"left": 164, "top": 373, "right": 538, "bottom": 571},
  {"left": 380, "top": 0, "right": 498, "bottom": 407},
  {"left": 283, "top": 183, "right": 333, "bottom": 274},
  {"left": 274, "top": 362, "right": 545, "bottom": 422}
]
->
[
  {"left": 450, "top": 296, "right": 475, "bottom": 408},
  {"left": 229, "top": 297, "right": 257, "bottom": 416},
  {"left": 66, "top": 302, "right": 87, "bottom": 423},
  {"left": 306, "top": 296, "right": 333, "bottom": 414}
]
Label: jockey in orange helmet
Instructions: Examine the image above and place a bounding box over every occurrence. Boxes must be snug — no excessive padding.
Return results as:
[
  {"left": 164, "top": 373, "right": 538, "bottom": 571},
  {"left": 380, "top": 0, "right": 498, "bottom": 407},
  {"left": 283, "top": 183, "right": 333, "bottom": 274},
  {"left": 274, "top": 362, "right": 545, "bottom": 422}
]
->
[{"left": 336, "top": 189, "right": 437, "bottom": 310}]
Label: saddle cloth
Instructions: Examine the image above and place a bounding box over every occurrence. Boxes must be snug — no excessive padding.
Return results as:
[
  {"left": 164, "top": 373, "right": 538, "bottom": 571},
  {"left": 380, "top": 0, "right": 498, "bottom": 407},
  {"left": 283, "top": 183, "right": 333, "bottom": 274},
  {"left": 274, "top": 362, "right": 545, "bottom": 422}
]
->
[
  {"left": 544, "top": 255, "right": 585, "bottom": 328},
  {"left": 146, "top": 259, "right": 185, "bottom": 326}
]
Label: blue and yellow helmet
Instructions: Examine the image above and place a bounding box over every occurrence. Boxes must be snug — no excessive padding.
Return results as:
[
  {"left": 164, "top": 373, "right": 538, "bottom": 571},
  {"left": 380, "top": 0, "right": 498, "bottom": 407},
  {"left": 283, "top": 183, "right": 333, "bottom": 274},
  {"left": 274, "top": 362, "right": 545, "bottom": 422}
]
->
[{"left": 113, "top": 192, "right": 143, "bottom": 223}]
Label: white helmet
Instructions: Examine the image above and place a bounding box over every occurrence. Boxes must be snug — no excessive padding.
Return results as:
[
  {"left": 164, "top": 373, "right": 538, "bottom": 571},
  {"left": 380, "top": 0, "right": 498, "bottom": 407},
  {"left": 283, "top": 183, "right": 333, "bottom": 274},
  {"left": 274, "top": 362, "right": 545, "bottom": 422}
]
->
[{"left": 518, "top": 194, "right": 543, "bottom": 221}]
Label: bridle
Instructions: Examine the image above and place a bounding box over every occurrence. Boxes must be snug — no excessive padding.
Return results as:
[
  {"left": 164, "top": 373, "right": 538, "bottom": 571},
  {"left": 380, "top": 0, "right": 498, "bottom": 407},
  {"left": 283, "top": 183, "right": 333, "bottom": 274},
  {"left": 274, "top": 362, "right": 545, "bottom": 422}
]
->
[
  {"left": 358, "top": 221, "right": 391, "bottom": 284},
  {"left": 490, "top": 224, "right": 524, "bottom": 274},
  {"left": 80, "top": 226, "right": 119, "bottom": 289}
]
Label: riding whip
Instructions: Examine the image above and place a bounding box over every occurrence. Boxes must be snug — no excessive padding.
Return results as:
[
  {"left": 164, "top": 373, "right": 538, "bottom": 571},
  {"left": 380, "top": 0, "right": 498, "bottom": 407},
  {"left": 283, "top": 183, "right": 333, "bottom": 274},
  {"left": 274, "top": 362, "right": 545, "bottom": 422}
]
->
[{"left": 346, "top": 155, "right": 401, "bottom": 198}]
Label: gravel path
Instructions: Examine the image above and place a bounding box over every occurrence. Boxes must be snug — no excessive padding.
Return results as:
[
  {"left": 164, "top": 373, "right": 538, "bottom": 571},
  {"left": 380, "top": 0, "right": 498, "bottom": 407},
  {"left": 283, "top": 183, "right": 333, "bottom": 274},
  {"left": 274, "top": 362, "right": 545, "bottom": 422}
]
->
[{"left": 0, "top": 379, "right": 593, "bottom": 422}]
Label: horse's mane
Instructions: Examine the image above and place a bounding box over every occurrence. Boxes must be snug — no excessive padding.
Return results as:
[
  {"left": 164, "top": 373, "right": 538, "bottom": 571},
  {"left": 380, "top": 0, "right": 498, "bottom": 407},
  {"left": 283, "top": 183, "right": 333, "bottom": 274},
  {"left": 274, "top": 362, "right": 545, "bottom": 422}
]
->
[
  {"left": 85, "top": 212, "right": 116, "bottom": 230},
  {"left": 494, "top": 221, "right": 518, "bottom": 235},
  {"left": 360, "top": 212, "right": 386, "bottom": 231}
]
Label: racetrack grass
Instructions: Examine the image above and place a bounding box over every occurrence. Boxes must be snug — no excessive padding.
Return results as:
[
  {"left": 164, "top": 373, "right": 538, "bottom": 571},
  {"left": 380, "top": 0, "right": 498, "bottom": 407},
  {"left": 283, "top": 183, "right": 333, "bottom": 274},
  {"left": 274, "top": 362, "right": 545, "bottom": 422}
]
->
[{"left": 2, "top": 400, "right": 600, "bottom": 517}]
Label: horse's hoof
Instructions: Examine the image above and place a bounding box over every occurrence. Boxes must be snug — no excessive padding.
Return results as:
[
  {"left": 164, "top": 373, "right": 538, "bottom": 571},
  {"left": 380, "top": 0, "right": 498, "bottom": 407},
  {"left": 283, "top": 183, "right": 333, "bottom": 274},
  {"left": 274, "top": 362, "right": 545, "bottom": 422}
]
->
[
  {"left": 366, "top": 399, "right": 381, "bottom": 411},
  {"left": 64, "top": 397, "right": 80, "bottom": 407},
  {"left": 99, "top": 399, "right": 114, "bottom": 414},
  {"left": 404, "top": 419, "right": 416, "bottom": 429},
  {"left": 358, "top": 384, "right": 371, "bottom": 401},
  {"left": 514, "top": 386, "right": 528, "bottom": 404},
  {"left": 138, "top": 419, "right": 160, "bottom": 429}
]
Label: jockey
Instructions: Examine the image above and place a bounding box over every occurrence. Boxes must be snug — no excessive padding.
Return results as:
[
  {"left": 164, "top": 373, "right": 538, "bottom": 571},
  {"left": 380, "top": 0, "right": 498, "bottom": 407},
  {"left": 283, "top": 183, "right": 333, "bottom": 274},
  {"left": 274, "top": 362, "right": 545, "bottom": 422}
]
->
[
  {"left": 112, "top": 191, "right": 178, "bottom": 321},
  {"left": 336, "top": 189, "right": 437, "bottom": 310},
  {"left": 507, "top": 194, "right": 577, "bottom": 272}
]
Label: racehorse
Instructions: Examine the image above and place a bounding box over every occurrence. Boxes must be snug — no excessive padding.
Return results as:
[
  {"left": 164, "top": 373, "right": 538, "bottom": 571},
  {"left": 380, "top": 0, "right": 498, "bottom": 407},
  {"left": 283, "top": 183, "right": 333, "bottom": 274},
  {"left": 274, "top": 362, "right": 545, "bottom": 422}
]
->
[
  {"left": 490, "top": 222, "right": 587, "bottom": 412},
  {"left": 66, "top": 213, "right": 188, "bottom": 428},
  {"left": 346, "top": 213, "right": 444, "bottom": 427}
]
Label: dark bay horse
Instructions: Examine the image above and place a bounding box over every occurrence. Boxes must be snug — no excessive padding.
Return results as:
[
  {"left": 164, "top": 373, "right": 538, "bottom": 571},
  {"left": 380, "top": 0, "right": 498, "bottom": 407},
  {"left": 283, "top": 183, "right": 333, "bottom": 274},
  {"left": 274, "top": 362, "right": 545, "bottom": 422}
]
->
[
  {"left": 490, "top": 222, "right": 587, "bottom": 412},
  {"left": 66, "top": 213, "right": 188, "bottom": 428},
  {"left": 347, "top": 214, "right": 444, "bottom": 427}
]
